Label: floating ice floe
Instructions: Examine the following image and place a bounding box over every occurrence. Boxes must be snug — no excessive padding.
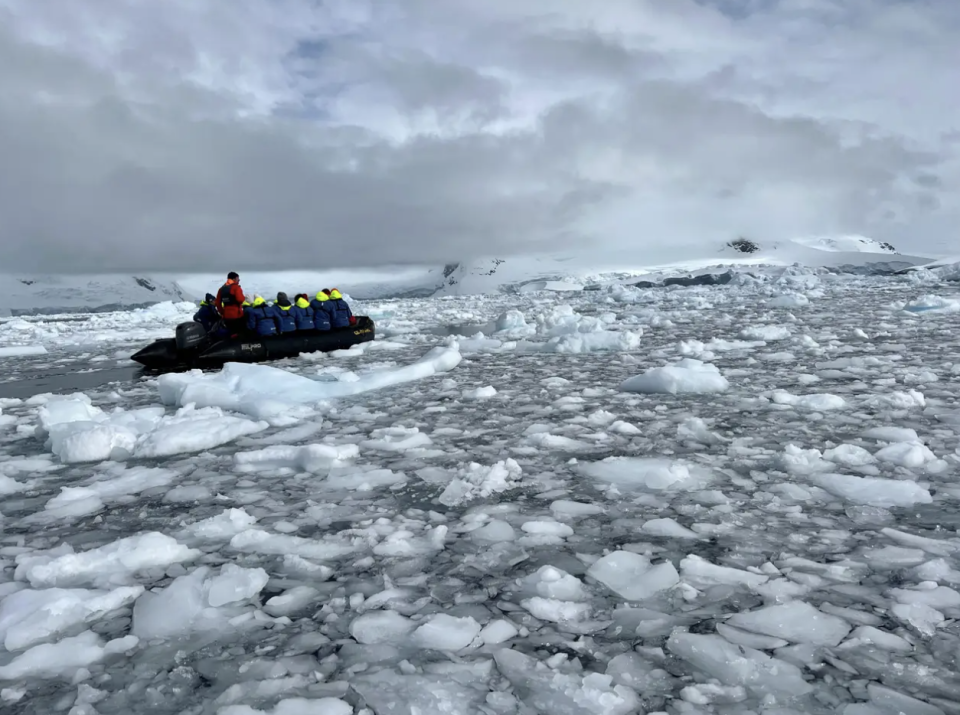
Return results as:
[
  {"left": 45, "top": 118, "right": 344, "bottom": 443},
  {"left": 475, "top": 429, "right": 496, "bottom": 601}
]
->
[
  {"left": 903, "top": 294, "right": 960, "bottom": 313},
  {"left": 0, "top": 345, "right": 47, "bottom": 358},
  {"left": 579, "top": 456, "right": 714, "bottom": 492},
  {"left": 157, "top": 342, "right": 462, "bottom": 418},
  {"left": 767, "top": 293, "right": 810, "bottom": 308},
  {"left": 619, "top": 358, "right": 730, "bottom": 394},
  {"left": 34, "top": 396, "right": 267, "bottom": 464},
  {"left": 456, "top": 306, "right": 644, "bottom": 354}
]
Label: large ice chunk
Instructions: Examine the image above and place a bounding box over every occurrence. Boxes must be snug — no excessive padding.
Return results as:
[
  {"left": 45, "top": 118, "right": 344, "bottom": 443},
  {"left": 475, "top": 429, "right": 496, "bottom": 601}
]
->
[
  {"left": 768, "top": 390, "right": 847, "bottom": 411},
  {"left": 0, "top": 630, "right": 138, "bottom": 681},
  {"left": 437, "top": 459, "right": 524, "bottom": 506},
  {"left": 493, "top": 649, "right": 642, "bottom": 715},
  {"left": 620, "top": 358, "right": 729, "bottom": 394},
  {"left": 768, "top": 293, "right": 809, "bottom": 308},
  {"left": 40, "top": 465, "right": 176, "bottom": 520},
  {"left": 15, "top": 532, "right": 200, "bottom": 589},
  {"left": 580, "top": 456, "right": 712, "bottom": 492},
  {"left": 808, "top": 473, "right": 932, "bottom": 508},
  {"left": 679, "top": 555, "right": 769, "bottom": 590},
  {"left": 0, "top": 585, "right": 144, "bottom": 651},
  {"left": 219, "top": 698, "right": 353, "bottom": 715},
  {"left": 586, "top": 551, "right": 679, "bottom": 601},
  {"left": 179, "top": 508, "right": 259, "bottom": 543},
  {"left": 157, "top": 343, "right": 462, "bottom": 416},
  {"left": 726, "top": 601, "right": 851, "bottom": 646},
  {"left": 667, "top": 632, "right": 812, "bottom": 699},
  {"left": 349, "top": 610, "right": 417, "bottom": 645},
  {"left": 205, "top": 564, "right": 270, "bottom": 608},
  {"left": 352, "top": 670, "right": 488, "bottom": 715},
  {"left": 518, "top": 566, "right": 590, "bottom": 602},
  {"left": 133, "top": 408, "right": 268, "bottom": 458},
  {"left": 234, "top": 444, "right": 359, "bottom": 473},
  {"left": 741, "top": 325, "right": 791, "bottom": 341},
  {"left": 411, "top": 614, "right": 482, "bottom": 650},
  {"left": 35, "top": 397, "right": 268, "bottom": 463},
  {"left": 874, "top": 441, "right": 939, "bottom": 468},
  {"left": 131, "top": 563, "right": 269, "bottom": 640}
]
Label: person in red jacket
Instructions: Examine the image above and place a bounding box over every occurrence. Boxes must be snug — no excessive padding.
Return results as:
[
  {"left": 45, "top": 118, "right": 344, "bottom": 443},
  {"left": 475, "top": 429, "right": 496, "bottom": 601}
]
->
[{"left": 215, "top": 272, "right": 247, "bottom": 336}]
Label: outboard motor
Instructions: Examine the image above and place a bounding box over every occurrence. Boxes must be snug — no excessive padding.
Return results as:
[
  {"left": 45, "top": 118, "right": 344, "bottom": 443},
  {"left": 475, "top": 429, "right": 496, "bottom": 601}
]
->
[{"left": 175, "top": 322, "right": 209, "bottom": 352}]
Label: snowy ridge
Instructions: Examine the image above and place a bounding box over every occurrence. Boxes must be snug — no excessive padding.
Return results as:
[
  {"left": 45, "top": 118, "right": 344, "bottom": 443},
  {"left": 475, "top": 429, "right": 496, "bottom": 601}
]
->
[
  {"left": 0, "top": 235, "right": 942, "bottom": 313},
  {"left": 0, "top": 274, "right": 194, "bottom": 317},
  {"left": 427, "top": 237, "right": 934, "bottom": 297},
  {"left": 711, "top": 234, "right": 926, "bottom": 270},
  {"left": 387, "top": 236, "right": 936, "bottom": 298},
  {"left": 762, "top": 234, "right": 899, "bottom": 254}
]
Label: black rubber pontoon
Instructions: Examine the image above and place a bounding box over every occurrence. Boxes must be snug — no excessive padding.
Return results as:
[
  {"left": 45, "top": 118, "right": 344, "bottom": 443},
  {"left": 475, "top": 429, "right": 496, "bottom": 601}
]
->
[{"left": 130, "top": 316, "right": 376, "bottom": 370}]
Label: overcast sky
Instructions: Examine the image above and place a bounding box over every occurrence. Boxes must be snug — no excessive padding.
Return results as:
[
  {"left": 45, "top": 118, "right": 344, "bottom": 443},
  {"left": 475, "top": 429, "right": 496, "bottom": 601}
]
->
[{"left": 1, "top": 0, "right": 957, "bottom": 273}]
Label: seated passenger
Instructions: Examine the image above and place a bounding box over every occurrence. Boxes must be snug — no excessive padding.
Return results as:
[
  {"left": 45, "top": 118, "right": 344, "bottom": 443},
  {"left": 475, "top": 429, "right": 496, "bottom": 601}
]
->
[
  {"left": 245, "top": 296, "right": 279, "bottom": 336},
  {"left": 328, "top": 288, "right": 355, "bottom": 328},
  {"left": 291, "top": 294, "right": 315, "bottom": 331},
  {"left": 274, "top": 292, "right": 298, "bottom": 334},
  {"left": 309, "top": 290, "right": 333, "bottom": 331},
  {"left": 193, "top": 293, "right": 219, "bottom": 331}
]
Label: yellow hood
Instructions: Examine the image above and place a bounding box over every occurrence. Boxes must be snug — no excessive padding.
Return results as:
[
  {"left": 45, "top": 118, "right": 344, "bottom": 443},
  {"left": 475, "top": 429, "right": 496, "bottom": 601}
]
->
[
  {"left": 252, "top": 296, "right": 266, "bottom": 306},
  {"left": 296, "top": 297, "right": 310, "bottom": 308},
  {"left": 329, "top": 289, "right": 343, "bottom": 299},
  {"left": 314, "top": 291, "right": 329, "bottom": 302}
]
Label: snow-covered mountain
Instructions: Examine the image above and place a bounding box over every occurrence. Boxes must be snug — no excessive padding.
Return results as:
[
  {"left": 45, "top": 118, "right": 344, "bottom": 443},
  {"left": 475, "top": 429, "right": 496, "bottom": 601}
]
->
[
  {"left": 399, "top": 235, "right": 935, "bottom": 297},
  {"left": 0, "top": 274, "right": 195, "bottom": 316},
  {"left": 664, "top": 234, "right": 930, "bottom": 277},
  {"left": 718, "top": 234, "right": 907, "bottom": 263},
  {"left": 759, "top": 235, "right": 899, "bottom": 254},
  {"left": 0, "top": 235, "right": 942, "bottom": 314}
]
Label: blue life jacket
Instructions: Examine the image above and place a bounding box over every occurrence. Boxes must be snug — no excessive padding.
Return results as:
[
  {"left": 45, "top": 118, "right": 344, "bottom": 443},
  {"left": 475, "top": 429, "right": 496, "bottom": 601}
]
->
[
  {"left": 245, "top": 302, "right": 278, "bottom": 336},
  {"left": 275, "top": 303, "right": 297, "bottom": 334},
  {"left": 309, "top": 295, "right": 333, "bottom": 331},
  {"left": 193, "top": 297, "right": 219, "bottom": 332},
  {"left": 291, "top": 298, "right": 315, "bottom": 330},
  {"left": 328, "top": 294, "right": 352, "bottom": 328}
]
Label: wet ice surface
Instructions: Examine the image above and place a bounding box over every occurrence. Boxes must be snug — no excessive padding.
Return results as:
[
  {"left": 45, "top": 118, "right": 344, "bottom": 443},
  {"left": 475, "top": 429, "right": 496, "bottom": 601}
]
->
[{"left": 2, "top": 274, "right": 960, "bottom": 714}]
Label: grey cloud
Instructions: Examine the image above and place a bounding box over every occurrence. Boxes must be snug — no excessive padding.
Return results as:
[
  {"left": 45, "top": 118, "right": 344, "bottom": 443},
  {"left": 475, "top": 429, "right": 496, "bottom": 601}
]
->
[
  {"left": 343, "top": 47, "right": 505, "bottom": 116},
  {"left": 533, "top": 85, "right": 944, "bottom": 244},
  {"left": 0, "top": 28, "right": 595, "bottom": 272},
  {"left": 497, "top": 30, "right": 665, "bottom": 82},
  {"left": 0, "top": 0, "right": 957, "bottom": 273}
]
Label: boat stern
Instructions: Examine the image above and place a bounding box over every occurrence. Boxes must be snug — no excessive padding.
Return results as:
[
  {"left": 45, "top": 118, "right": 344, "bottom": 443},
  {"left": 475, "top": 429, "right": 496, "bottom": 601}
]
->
[{"left": 353, "top": 316, "right": 375, "bottom": 344}]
